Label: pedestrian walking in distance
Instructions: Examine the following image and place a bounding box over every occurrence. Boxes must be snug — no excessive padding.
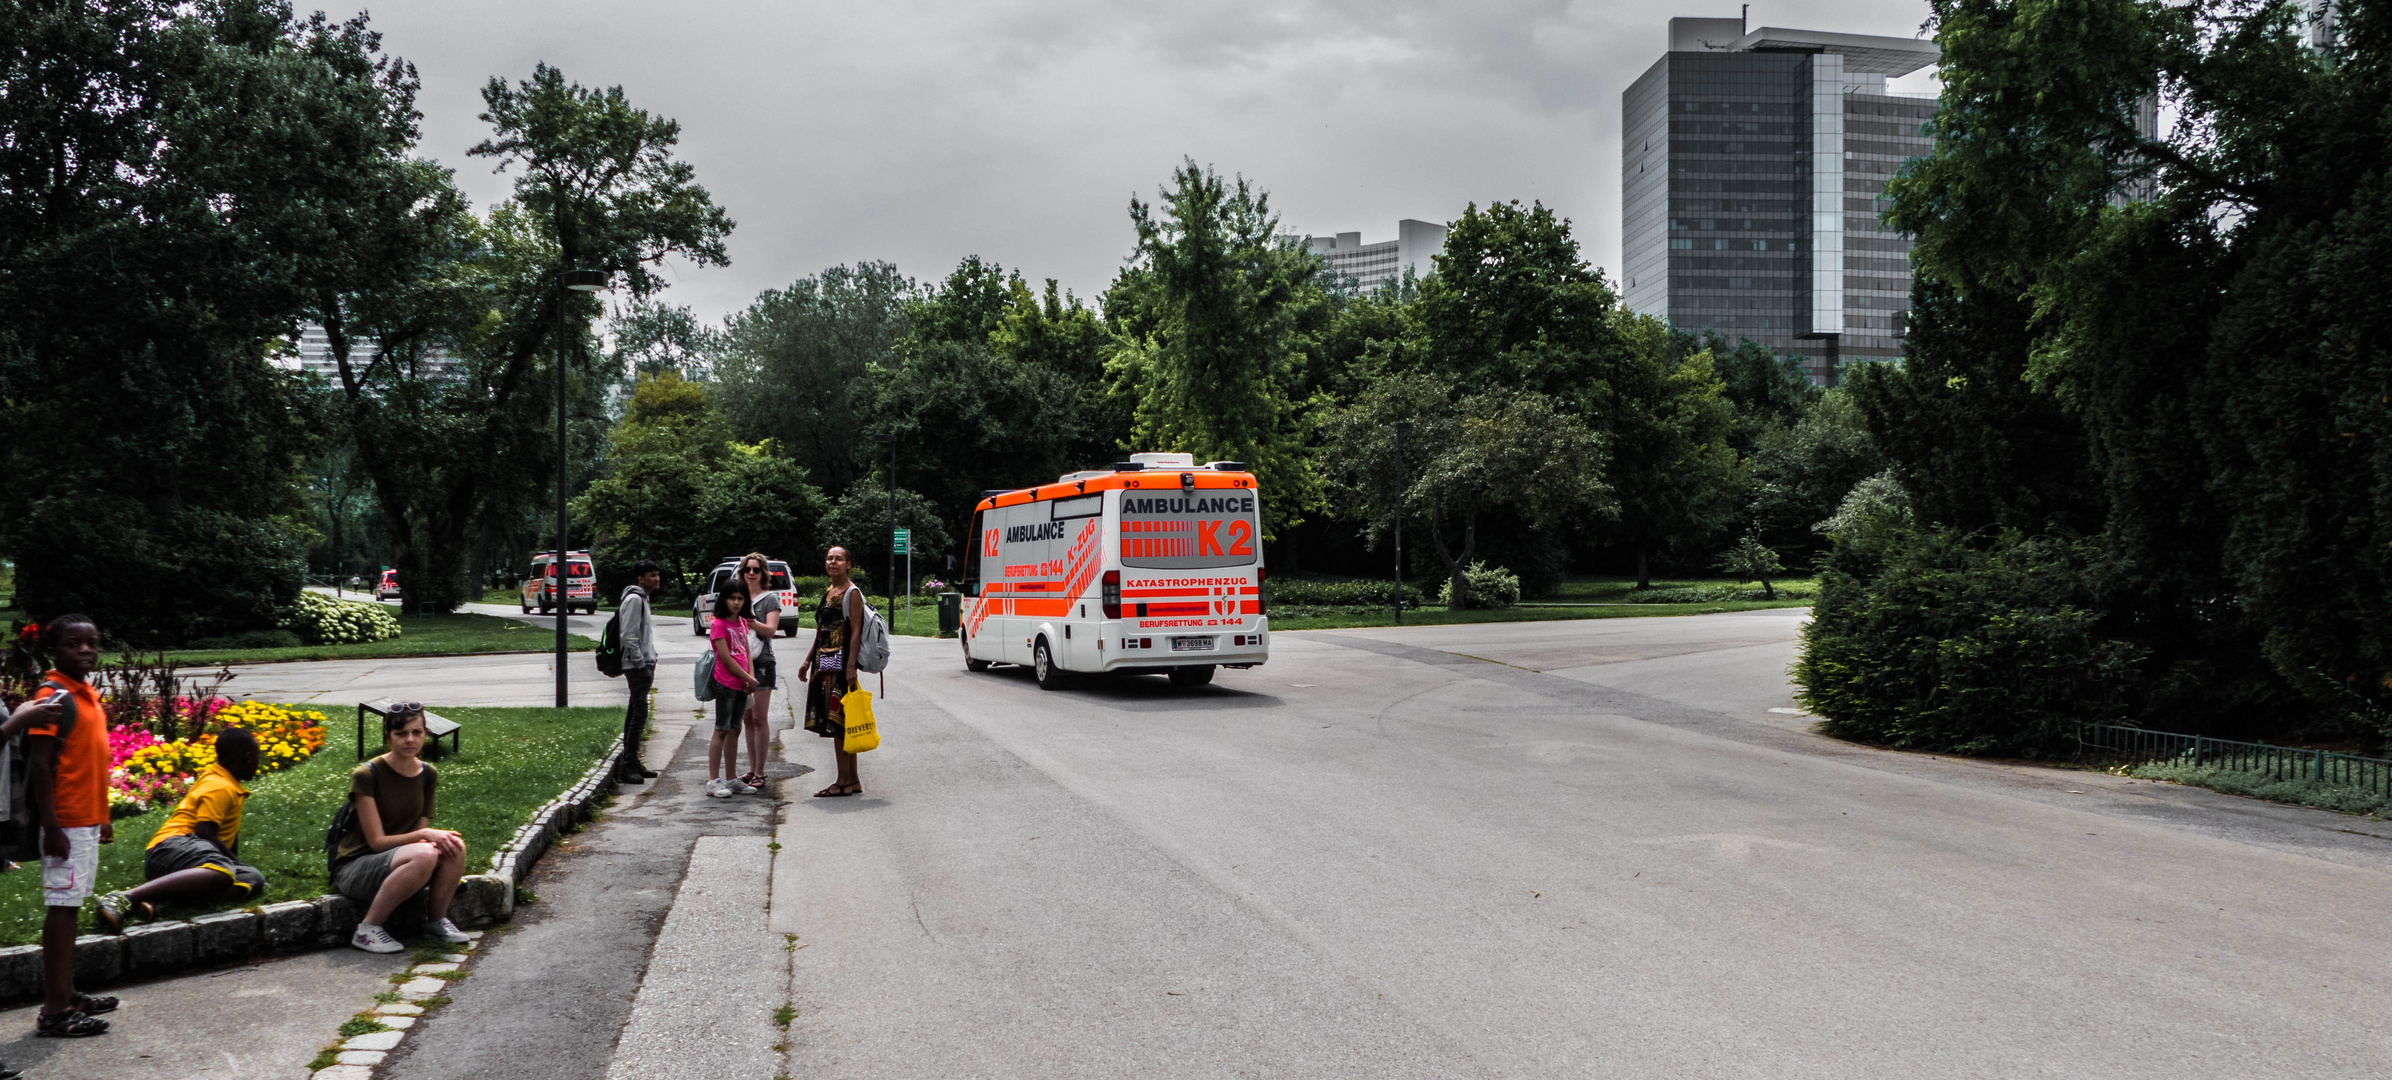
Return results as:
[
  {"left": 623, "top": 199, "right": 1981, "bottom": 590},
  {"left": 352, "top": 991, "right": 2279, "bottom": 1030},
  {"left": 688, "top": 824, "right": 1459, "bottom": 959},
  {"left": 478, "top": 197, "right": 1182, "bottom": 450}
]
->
[
  {"left": 801, "top": 545, "right": 867, "bottom": 797},
  {"left": 706, "top": 580, "right": 760, "bottom": 797},
  {"left": 616, "top": 561, "right": 663, "bottom": 784},
  {"left": 737, "top": 553, "right": 780, "bottom": 792}
]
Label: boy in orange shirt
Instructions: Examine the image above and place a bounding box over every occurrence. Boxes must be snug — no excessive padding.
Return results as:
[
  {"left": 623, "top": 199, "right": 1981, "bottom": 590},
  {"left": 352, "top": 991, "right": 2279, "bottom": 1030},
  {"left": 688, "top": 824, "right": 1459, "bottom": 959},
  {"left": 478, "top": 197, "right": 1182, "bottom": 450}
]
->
[
  {"left": 27, "top": 614, "right": 116, "bottom": 1038},
  {"left": 96, "top": 728, "right": 265, "bottom": 933}
]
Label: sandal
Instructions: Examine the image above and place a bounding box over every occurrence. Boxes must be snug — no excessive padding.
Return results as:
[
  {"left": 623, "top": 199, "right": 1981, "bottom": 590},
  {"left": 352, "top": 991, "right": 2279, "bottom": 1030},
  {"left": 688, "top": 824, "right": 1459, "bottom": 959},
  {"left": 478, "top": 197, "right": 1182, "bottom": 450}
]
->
[
  {"left": 813, "top": 783, "right": 856, "bottom": 798},
  {"left": 34, "top": 1008, "right": 108, "bottom": 1037},
  {"left": 71, "top": 991, "right": 117, "bottom": 1015}
]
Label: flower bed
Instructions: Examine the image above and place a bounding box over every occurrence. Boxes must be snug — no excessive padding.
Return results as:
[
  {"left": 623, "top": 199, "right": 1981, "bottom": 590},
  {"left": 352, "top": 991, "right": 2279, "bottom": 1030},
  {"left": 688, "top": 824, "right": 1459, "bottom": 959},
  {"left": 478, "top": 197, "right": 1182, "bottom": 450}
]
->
[{"left": 107, "top": 699, "right": 329, "bottom": 818}]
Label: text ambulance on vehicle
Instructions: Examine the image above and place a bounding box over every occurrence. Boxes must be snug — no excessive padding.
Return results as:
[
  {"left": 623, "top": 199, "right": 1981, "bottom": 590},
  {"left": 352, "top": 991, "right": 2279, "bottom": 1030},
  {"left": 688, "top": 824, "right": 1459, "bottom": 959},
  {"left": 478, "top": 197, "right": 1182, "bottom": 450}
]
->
[{"left": 960, "top": 452, "right": 1266, "bottom": 690}]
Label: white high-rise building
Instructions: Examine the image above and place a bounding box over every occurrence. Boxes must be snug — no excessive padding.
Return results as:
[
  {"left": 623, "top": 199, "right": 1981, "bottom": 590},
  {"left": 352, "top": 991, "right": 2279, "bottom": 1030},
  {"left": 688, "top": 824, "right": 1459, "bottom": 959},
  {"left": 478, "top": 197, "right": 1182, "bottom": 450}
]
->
[
  {"left": 1299, "top": 219, "right": 1448, "bottom": 292},
  {"left": 271, "top": 323, "right": 456, "bottom": 382}
]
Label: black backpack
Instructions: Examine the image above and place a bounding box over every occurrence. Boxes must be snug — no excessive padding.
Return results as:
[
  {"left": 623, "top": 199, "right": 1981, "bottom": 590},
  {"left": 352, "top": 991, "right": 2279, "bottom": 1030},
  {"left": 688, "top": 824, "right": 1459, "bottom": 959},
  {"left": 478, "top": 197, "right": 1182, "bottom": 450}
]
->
[
  {"left": 594, "top": 610, "right": 624, "bottom": 678},
  {"left": 323, "top": 759, "right": 383, "bottom": 871}
]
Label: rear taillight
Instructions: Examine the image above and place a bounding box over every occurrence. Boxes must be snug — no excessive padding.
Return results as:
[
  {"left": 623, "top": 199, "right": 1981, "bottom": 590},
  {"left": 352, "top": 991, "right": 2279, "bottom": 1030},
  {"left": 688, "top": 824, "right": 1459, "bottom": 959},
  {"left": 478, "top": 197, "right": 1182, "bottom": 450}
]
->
[
  {"left": 1101, "top": 570, "right": 1120, "bottom": 619},
  {"left": 1256, "top": 566, "right": 1266, "bottom": 615}
]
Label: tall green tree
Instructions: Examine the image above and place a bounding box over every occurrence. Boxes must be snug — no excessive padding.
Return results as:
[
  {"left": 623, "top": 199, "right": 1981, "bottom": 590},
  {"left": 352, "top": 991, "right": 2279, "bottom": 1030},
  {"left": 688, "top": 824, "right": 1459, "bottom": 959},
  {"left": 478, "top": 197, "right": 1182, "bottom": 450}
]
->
[
  {"left": 1413, "top": 201, "right": 1622, "bottom": 399},
  {"left": 1316, "top": 374, "right": 1614, "bottom": 608},
  {"left": 862, "top": 260, "right": 1123, "bottom": 548},
  {"left": 714, "top": 262, "right": 914, "bottom": 497},
  {"left": 1801, "top": 0, "right": 2392, "bottom": 747},
  {"left": 1108, "top": 161, "right": 1324, "bottom": 532},
  {"left": 0, "top": 1, "right": 417, "bottom": 642}
]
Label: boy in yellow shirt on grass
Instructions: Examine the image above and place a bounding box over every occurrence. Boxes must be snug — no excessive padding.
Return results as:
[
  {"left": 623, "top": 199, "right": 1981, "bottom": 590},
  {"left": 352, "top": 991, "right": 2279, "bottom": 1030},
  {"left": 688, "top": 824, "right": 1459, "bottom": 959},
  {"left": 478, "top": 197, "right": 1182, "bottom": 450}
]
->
[{"left": 94, "top": 728, "right": 265, "bottom": 933}]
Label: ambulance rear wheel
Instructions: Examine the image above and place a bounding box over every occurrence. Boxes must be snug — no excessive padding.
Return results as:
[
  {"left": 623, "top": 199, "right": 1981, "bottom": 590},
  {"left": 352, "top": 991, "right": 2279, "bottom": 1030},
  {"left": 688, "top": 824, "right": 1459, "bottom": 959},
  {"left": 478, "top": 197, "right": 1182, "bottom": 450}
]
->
[
  {"left": 1033, "top": 639, "right": 1067, "bottom": 691},
  {"left": 1168, "top": 664, "right": 1216, "bottom": 687},
  {"left": 962, "top": 635, "right": 991, "bottom": 673}
]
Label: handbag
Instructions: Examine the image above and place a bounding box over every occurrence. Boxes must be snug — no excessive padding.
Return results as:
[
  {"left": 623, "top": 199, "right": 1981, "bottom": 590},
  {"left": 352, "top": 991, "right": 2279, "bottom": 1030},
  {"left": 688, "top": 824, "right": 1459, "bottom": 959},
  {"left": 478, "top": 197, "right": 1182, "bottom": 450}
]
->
[
  {"left": 840, "top": 688, "right": 879, "bottom": 754},
  {"left": 693, "top": 654, "right": 716, "bottom": 702}
]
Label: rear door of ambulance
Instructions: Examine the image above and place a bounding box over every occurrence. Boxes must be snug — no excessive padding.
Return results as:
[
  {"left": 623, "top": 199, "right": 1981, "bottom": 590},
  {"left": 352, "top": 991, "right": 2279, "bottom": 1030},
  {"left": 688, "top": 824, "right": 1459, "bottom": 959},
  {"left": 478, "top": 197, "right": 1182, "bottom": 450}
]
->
[{"left": 1113, "top": 484, "right": 1265, "bottom": 665}]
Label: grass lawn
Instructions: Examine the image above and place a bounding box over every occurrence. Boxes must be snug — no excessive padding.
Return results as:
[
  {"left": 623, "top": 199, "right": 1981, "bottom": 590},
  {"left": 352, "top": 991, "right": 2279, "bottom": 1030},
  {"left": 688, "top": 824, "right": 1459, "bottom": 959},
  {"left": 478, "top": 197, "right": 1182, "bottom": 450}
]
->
[
  {"left": 1268, "top": 598, "right": 1810, "bottom": 631},
  {"left": 0, "top": 705, "right": 624, "bottom": 945},
  {"left": 1544, "top": 575, "right": 1820, "bottom": 603},
  {"left": 158, "top": 612, "right": 596, "bottom": 666}
]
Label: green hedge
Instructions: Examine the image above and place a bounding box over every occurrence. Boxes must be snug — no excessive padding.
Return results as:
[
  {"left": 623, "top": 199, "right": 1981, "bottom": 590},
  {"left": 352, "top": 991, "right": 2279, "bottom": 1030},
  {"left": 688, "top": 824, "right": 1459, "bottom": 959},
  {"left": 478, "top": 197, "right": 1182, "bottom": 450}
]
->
[
  {"left": 1795, "top": 522, "right": 2144, "bottom": 757},
  {"left": 1263, "top": 579, "right": 1424, "bottom": 609}
]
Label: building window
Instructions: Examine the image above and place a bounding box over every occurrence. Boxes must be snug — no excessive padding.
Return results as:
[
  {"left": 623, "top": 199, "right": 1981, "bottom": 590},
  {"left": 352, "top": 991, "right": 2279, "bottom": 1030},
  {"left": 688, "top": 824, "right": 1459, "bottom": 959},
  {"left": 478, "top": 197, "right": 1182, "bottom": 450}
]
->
[{"left": 1670, "top": 239, "right": 1693, "bottom": 250}]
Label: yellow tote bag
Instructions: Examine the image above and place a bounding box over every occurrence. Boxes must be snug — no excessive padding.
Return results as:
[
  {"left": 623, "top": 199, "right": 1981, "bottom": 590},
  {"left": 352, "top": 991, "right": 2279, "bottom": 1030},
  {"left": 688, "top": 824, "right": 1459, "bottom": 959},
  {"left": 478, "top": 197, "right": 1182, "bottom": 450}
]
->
[{"left": 840, "top": 689, "right": 880, "bottom": 754}]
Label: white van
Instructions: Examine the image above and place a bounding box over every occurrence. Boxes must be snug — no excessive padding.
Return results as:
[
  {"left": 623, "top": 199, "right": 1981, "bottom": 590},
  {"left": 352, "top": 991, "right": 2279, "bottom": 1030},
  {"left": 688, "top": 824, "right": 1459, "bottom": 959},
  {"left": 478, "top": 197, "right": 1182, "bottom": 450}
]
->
[
  {"left": 960, "top": 452, "right": 1267, "bottom": 689},
  {"left": 692, "top": 558, "right": 800, "bottom": 636}
]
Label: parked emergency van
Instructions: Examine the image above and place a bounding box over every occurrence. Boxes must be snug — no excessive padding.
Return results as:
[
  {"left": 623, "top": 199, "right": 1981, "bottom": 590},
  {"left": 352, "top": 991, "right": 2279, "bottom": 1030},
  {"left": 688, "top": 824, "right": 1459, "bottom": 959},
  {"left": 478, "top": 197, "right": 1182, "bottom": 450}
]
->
[
  {"left": 960, "top": 452, "right": 1267, "bottom": 689},
  {"left": 521, "top": 551, "right": 597, "bottom": 614}
]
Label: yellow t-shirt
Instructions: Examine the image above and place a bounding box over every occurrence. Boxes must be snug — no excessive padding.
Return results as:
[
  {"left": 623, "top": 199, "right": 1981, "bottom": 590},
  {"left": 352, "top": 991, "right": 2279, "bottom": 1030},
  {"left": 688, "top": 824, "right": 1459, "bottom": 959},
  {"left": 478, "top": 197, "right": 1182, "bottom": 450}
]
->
[{"left": 148, "top": 763, "right": 250, "bottom": 851}]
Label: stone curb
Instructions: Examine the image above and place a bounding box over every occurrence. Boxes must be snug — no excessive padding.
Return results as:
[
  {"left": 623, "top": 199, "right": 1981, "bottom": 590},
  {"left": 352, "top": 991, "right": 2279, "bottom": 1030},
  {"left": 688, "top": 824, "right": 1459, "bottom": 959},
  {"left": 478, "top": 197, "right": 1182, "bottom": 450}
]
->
[{"left": 0, "top": 735, "right": 625, "bottom": 1005}]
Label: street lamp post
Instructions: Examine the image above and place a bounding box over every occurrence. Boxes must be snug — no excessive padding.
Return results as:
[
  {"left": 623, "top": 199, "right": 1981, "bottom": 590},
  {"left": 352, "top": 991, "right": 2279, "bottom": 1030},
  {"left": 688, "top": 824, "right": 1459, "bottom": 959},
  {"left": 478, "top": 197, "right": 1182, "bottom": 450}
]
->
[
  {"left": 878, "top": 433, "right": 897, "bottom": 623},
  {"left": 556, "top": 268, "right": 608, "bottom": 708},
  {"left": 1393, "top": 420, "right": 1413, "bottom": 626}
]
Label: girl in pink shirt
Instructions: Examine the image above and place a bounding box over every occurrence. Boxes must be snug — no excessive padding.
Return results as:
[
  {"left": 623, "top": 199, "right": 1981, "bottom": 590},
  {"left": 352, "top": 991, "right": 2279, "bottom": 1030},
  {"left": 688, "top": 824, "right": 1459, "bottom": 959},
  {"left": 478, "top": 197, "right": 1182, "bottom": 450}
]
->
[{"left": 706, "top": 582, "right": 759, "bottom": 797}]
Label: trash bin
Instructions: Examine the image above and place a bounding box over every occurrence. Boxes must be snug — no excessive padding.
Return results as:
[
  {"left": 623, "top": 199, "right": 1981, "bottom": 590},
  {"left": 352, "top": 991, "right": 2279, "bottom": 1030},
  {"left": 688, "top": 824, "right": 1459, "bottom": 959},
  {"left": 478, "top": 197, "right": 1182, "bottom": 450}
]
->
[{"left": 936, "top": 592, "right": 962, "bottom": 638}]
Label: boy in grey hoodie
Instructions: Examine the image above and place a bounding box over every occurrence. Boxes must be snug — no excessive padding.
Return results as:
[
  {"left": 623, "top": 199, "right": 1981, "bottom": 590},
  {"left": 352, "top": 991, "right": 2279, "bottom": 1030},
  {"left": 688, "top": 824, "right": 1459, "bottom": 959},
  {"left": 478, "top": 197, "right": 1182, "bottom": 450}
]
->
[{"left": 617, "top": 561, "right": 662, "bottom": 783}]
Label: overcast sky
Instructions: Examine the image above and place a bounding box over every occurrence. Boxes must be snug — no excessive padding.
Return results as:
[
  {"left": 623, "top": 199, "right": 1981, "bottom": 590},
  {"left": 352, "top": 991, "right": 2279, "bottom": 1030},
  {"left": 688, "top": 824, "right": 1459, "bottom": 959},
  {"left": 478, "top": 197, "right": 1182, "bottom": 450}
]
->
[{"left": 365, "top": 0, "right": 1939, "bottom": 325}]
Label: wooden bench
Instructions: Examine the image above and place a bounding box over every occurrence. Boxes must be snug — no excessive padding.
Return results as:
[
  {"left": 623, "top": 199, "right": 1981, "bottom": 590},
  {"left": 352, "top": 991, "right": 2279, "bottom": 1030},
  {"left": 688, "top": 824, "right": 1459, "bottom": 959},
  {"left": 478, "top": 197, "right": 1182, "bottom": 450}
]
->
[{"left": 355, "top": 700, "right": 463, "bottom": 761}]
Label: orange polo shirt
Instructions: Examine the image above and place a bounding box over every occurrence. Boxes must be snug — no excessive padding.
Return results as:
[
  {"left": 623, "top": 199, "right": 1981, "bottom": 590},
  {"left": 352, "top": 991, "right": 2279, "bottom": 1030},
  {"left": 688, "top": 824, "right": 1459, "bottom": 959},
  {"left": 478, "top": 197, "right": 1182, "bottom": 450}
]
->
[{"left": 30, "top": 671, "right": 110, "bottom": 829}]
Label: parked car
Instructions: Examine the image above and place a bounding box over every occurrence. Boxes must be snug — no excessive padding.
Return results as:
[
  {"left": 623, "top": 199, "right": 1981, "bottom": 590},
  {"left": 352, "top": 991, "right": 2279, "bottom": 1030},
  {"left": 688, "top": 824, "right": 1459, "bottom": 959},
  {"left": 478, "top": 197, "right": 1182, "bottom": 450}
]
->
[
  {"left": 377, "top": 569, "right": 402, "bottom": 601},
  {"left": 693, "top": 558, "right": 800, "bottom": 636},
  {"left": 521, "top": 551, "right": 598, "bottom": 614}
]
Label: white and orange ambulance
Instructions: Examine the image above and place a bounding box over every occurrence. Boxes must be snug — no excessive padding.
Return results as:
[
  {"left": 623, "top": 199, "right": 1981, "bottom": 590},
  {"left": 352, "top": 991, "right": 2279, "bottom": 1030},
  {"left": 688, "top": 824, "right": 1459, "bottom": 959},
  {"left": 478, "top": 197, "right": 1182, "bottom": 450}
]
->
[{"left": 960, "top": 452, "right": 1267, "bottom": 689}]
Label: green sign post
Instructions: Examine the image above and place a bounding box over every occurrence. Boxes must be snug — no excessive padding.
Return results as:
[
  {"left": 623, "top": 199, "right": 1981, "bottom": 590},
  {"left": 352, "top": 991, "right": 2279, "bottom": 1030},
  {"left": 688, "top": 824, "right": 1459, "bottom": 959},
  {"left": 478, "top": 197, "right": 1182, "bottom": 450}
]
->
[{"left": 894, "top": 528, "right": 912, "bottom": 633}]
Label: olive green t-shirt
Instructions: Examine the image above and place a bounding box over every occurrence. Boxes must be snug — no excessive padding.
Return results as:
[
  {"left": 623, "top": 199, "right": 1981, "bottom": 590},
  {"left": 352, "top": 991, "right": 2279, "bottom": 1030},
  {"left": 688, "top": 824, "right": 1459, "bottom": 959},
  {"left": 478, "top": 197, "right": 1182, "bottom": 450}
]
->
[{"left": 335, "top": 758, "right": 438, "bottom": 863}]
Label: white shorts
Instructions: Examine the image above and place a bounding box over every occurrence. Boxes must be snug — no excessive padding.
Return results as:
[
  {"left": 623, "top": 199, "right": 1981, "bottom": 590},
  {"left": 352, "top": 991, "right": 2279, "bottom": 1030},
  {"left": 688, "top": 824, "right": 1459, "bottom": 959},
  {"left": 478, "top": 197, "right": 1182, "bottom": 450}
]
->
[{"left": 42, "top": 825, "right": 101, "bottom": 908}]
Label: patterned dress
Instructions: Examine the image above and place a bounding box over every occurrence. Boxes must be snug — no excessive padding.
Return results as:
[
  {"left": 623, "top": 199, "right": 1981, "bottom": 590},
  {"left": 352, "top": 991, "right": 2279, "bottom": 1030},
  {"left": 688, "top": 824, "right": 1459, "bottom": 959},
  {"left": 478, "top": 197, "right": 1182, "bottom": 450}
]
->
[{"left": 803, "top": 586, "right": 855, "bottom": 739}]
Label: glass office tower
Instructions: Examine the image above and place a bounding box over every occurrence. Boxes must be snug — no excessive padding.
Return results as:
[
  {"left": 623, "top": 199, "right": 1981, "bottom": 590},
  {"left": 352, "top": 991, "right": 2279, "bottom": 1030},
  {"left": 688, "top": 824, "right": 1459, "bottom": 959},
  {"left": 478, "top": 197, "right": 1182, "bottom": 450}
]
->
[{"left": 1622, "top": 19, "right": 1938, "bottom": 382}]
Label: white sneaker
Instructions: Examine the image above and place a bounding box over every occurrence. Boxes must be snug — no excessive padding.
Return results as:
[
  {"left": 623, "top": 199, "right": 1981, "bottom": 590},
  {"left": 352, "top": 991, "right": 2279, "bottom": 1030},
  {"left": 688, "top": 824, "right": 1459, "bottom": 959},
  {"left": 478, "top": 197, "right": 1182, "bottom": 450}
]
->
[
  {"left": 429, "top": 917, "right": 472, "bottom": 944},
  {"left": 351, "top": 922, "right": 403, "bottom": 954},
  {"left": 726, "top": 778, "right": 757, "bottom": 795},
  {"left": 706, "top": 779, "right": 731, "bottom": 799}
]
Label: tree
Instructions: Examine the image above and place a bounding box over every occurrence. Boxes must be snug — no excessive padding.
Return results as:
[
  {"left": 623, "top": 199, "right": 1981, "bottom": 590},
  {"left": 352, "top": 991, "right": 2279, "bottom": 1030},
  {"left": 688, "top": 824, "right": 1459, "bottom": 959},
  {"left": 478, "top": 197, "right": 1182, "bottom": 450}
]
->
[
  {"left": 1745, "top": 387, "right": 1885, "bottom": 560},
  {"left": 1797, "top": 0, "right": 2392, "bottom": 749},
  {"left": 713, "top": 262, "right": 914, "bottom": 497},
  {"left": 609, "top": 298, "right": 718, "bottom": 383},
  {"left": 1713, "top": 536, "right": 1785, "bottom": 599},
  {"left": 818, "top": 480, "right": 953, "bottom": 594},
  {"left": 1413, "top": 201, "right": 1623, "bottom": 399},
  {"left": 862, "top": 261, "right": 1124, "bottom": 546},
  {"left": 0, "top": 2, "right": 418, "bottom": 642},
  {"left": 1109, "top": 161, "right": 1324, "bottom": 533},
  {"left": 1596, "top": 314, "right": 1745, "bottom": 587},
  {"left": 310, "top": 64, "right": 732, "bottom": 613},
  {"left": 1317, "top": 374, "right": 1615, "bottom": 609},
  {"left": 573, "top": 372, "right": 829, "bottom": 602},
  {"left": 1703, "top": 331, "right": 1820, "bottom": 456}
]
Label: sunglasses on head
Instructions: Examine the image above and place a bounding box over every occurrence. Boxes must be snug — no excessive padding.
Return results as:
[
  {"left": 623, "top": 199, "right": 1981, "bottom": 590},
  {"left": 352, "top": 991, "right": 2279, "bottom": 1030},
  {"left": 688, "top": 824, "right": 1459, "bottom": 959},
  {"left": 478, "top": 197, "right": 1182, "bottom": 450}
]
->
[{"left": 390, "top": 702, "right": 424, "bottom": 718}]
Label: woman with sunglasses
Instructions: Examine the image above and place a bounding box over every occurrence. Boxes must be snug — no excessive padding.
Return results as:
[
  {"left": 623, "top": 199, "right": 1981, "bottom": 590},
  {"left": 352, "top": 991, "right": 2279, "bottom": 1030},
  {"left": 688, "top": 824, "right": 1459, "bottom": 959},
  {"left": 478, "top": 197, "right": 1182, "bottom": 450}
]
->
[
  {"left": 736, "top": 553, "right": 781, "bottom": 792},
  {"left": 335, "top": 704, "right": 472, "bottom": 953}
]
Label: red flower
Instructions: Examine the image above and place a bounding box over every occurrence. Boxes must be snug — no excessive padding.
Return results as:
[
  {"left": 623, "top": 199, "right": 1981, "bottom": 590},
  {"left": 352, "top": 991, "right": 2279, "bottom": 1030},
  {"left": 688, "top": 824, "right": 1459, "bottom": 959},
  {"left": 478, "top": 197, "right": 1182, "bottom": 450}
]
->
[{"left": 16, "top": 623, "right": 36, "bottom": 641}]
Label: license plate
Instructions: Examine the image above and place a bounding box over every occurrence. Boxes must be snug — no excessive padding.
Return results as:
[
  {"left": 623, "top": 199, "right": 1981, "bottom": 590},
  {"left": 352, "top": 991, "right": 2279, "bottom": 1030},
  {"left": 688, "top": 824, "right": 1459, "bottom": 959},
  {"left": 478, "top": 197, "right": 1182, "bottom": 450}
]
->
[{"left": 1171, "top": 636, "right": 1216, "bottom": 652}]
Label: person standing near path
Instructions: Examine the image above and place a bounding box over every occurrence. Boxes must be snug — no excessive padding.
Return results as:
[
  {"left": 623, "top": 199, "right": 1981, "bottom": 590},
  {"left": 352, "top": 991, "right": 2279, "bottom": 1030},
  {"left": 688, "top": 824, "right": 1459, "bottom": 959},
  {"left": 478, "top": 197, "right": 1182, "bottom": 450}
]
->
[
  {"left": 335, "top": 705, "right": 473, "bottom": 953},
  {"left": 706, "top": 581, "right": 760, "bottom": 798},
  {"left": 616, "top": 561, "right": 663, "bottom": 785},
  {"left": 737, "top": 553, "right": 780, "bottom": 792},
  {"left": 800, "top": 545, "right": 867, "bottom": 798},
  {"left": 25, "top": 614, "right": 117, "bottom": 1040}
]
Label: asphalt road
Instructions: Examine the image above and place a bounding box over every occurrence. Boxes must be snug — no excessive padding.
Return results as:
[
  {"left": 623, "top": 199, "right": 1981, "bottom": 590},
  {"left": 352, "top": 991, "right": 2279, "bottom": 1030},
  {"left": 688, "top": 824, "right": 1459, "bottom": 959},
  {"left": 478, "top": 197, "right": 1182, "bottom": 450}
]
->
[{"left": 770, "top": 611, "right": 2392, "bottom": 1079}]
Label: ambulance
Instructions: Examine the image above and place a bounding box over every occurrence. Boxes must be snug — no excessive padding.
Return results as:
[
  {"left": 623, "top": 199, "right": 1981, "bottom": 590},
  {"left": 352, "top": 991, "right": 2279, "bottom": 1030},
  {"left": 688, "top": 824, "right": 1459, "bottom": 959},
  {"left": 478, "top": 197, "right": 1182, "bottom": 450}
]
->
[{"left": 960, "top": 452, "right": 1267, "bottom": 689}]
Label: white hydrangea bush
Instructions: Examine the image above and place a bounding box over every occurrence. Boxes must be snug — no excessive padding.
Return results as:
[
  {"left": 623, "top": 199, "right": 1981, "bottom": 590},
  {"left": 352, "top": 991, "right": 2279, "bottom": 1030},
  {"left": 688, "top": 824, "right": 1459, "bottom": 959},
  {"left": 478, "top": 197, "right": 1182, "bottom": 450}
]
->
[{"left": 281, "top": 591, "right": 403, "bottom": 645}]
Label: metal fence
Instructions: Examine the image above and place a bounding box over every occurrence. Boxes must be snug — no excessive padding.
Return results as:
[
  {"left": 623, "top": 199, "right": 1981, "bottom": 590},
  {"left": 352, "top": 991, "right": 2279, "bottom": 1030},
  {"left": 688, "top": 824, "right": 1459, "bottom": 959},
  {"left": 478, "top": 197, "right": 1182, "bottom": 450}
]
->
[{"left": 2074, "top": 723, "right": 2392, "bottom": 796}]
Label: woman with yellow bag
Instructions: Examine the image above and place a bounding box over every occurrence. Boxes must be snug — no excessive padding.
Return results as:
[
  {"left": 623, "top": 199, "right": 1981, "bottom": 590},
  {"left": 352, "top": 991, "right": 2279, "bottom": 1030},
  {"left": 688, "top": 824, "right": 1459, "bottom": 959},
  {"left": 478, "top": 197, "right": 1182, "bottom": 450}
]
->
[{"left": 800, "top": 545, "right": 873, "bottom": 797}]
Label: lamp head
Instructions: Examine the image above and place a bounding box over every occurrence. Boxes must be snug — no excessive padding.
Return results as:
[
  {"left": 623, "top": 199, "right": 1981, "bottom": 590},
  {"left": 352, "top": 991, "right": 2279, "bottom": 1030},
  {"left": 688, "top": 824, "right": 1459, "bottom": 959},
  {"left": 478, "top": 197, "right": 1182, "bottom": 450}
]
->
[{"left": 561, "top": 269, "right": 608, "bottom": 292}]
